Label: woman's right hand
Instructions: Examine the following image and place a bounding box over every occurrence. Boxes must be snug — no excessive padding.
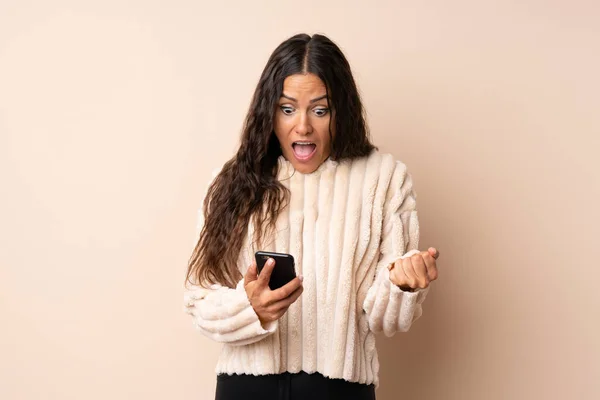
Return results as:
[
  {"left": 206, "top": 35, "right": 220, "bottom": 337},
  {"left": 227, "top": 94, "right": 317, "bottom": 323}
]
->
[{"left": 243, "top": 258, "right": 304, "bottom": 325}]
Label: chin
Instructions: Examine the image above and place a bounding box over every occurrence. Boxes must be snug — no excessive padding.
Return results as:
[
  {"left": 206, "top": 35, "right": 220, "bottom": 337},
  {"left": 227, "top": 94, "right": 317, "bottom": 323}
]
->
[
  {"left": 286, "top": 156, "right": 322, "bottom": 174},
  {"left": 294, "top": 163, "right": 319, "bottom": 174}
]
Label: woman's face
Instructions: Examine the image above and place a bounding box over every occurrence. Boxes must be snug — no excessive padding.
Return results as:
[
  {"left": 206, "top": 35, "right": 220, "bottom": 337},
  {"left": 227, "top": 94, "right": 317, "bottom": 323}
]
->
[{"left": 273, "top": 73, "right": 334, "bottom": 174}]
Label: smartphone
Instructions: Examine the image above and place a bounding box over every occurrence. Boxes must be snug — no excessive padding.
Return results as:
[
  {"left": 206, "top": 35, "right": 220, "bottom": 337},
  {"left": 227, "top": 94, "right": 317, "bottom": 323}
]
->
[{"left": 255, "top": 251, "right": 296, "bottom": 290}]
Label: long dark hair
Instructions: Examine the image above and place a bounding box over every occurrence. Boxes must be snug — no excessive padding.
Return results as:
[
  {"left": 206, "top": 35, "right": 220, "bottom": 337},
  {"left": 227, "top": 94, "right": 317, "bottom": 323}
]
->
[{"left": 186, "top": 33, "right": 375, "bottom": 288}]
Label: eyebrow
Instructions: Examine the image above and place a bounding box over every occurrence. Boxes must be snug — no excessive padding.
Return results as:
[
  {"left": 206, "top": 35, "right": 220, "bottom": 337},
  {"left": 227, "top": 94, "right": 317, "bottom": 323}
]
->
[{"left": 281, "top": 93, "right": 329, "bottom": 104}]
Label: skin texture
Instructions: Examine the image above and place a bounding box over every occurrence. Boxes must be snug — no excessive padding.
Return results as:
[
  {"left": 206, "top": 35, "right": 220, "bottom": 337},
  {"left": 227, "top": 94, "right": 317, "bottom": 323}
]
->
[
  {"left": 388, "top": 247, "right": 440, "bottom": 291},
  {"left": 244, "top": 259, "right": 304, "bottom": 326},
  {"left": 273, "top": 73, "right": 334, "bottom": 174}
]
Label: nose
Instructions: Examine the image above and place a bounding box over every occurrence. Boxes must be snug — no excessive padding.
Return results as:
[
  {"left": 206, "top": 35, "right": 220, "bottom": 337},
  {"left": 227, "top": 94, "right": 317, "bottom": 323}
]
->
[{"left": 295, "top": 111, "right": 312, "bottom": 136}]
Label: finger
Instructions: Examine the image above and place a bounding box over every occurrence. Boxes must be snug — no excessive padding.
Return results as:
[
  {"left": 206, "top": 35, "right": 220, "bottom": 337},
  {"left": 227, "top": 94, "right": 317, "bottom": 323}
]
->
[
  {"left": 402, "top": 257, "right": 418, "bottom": 289},
  {"left": 272, "top": 308, "right": 289, "bottom": 322},
  {"left": 271, "top": 284, "right": 304, "bottom": 312},
  {"left": 257, "top": 258, "right": 276, "bottom": 287},
  {"left": 411, "top": 254, "right": 430, "bottom": 288},
  {"left": 263, "top": 285, "right": 304, "bottom": 323},
  {"left": 428, "top": 247, "right": 440, "bottom": 259},
  {"left": 392, "top": 259, "right": 414, "bottom": 291},
  {"left": 244, "top": 262, "right": 258, "bottom": 286},
  {"left": 390, "top": 259, "right": 407, "bottom": 288},
  {"left": 422, "top": 252, "right": 438, "bottom": 281},
  {"left": 270, "top": 275, "right": 303, "bottom": 302},
  {"left": 390, "top": 260, "right": 405, "bottom": 286}
]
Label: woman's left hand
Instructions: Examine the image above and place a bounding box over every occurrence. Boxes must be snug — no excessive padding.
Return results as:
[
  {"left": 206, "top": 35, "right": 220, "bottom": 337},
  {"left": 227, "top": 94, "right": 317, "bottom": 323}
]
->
[{"left": 388, "top": 247, "right": 440, "bottom": 291}]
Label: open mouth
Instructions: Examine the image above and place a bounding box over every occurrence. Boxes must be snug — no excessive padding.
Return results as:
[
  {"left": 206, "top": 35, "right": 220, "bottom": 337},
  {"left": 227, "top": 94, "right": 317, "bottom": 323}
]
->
[{"left": 292, "top": 142, "right": 317, "bottom": 161}]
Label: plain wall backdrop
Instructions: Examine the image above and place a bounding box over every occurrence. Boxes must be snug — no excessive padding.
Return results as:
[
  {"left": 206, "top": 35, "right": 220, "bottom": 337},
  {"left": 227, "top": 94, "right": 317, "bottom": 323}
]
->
[{"left": 1, "top": 1, "right": 599, "bottom": 399}]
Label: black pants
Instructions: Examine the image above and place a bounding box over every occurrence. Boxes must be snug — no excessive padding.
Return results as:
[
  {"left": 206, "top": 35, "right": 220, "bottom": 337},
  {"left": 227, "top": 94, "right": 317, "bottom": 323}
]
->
[{"left": 215, "top": 371, "right": 376, "bottom": 400}]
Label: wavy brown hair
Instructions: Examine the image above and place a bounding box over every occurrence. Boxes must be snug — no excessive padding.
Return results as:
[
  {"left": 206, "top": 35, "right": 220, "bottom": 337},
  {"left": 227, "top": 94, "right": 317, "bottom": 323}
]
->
[{"left": 186, "top": 33, "right": 376, "bottom": 288}]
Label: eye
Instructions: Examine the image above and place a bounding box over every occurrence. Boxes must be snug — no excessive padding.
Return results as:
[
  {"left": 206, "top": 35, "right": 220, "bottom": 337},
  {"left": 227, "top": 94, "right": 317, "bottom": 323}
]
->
[
  {"left": 280, "top": 106, "right": 295, "bottom": 115},
  {"left": 313, "top": 107, "right": 329, "bottom": 117}
]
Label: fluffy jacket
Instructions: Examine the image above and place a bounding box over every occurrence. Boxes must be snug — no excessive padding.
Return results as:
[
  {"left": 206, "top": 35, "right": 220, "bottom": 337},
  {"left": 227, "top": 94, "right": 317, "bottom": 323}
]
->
[{"left": 183, "top": 150, "right": 429, "bottom": 387}]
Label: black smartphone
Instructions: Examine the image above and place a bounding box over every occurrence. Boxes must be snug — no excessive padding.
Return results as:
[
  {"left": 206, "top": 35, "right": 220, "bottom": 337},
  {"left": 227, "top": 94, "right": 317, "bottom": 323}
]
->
[{"left": 255, "top": 251, "right": 296, "bottom": 290}]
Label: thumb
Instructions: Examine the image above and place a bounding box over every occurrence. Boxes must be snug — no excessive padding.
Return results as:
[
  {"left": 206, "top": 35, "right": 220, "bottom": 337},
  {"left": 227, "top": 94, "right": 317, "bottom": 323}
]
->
[
  {"left": 428, "top": 247, "right": 440, "bottom": 259},
  {"left": 244, "top": 262, "right": 258, "bottom": 287}
]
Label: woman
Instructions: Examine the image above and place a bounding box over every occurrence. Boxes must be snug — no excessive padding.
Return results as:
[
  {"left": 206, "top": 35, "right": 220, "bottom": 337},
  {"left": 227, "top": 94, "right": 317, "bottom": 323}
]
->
[{"left": 184, "top": 33, "right": 440, "bottom": 400}]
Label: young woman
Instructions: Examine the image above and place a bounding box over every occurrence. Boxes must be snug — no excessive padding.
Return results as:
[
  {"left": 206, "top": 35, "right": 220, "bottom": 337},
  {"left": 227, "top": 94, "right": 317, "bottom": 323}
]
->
[{"left": 184, "top": 33, "right": 440, "bottom": 400}]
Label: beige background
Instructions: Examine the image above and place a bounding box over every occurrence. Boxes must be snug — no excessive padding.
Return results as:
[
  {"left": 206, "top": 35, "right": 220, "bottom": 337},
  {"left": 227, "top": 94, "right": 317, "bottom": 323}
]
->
[{"left": 1, "top": 1, "right": 599, "bottom": 399}]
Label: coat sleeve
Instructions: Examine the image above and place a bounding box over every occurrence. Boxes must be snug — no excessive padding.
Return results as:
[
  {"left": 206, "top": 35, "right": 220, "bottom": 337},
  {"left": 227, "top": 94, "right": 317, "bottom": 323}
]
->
[
  {"left": 363, "top": 161, "right": 430, "bottom": 337},
  {"left": 183, "top": 170, "right": 278, "bottom": 346},
  {"left": 183, "top": 279, "right": 278, "bottom": 346}
]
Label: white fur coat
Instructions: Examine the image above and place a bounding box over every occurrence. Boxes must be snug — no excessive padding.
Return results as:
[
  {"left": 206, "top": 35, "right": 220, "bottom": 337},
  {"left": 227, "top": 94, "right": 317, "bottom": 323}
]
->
[{"left": 184, "top": 150, "right": 428, "bottom": 387}]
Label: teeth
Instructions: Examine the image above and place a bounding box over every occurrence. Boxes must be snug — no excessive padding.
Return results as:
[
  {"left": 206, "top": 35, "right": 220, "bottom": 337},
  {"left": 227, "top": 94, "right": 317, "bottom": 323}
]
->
[{"left": 294, "top": 142, "right": 314, "bottom": 145}]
